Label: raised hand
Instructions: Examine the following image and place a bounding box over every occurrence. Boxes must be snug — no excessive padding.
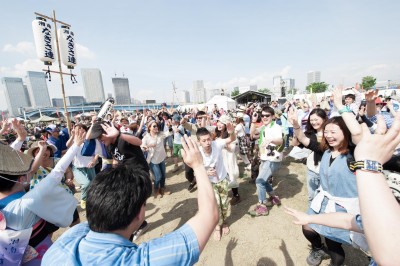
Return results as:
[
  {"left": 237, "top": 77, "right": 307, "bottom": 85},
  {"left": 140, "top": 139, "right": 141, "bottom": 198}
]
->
[
  {"left": 100, "top": 122, "right": 119, "bottom": 139},
  {"left": 12, "top": 119, "right": 27, "bottom": 141},
  {"left": 74, "top": 128, "right": 86, "bottom": 146},
  {"left": 38, "top": 140, "right": 47, "bottom": 150},
  {"left": 332, "top": 87, "right": 344, "bottom": 110},
  {"left": 226, "top": 122, "right": 234, "bottom": 134},
  {"left": 181, "top": 135, "right": 203, "bottom": 169},
  {"left": 365, "top": 89, "right": 379, "bottom": 102},
  {"left": 284, "top": 207, "right": 311, "bottom": 225},
  {"left": 287, "top": 107, "right": 298, "bottom": 126},
  {"left": 354, "top": 113, "right": 400, "bottom": 164}
]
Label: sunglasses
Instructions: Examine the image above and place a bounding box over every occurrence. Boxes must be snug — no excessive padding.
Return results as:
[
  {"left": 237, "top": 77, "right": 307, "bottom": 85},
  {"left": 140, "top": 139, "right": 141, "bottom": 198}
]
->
[{"left": 261, "top": 114, "right": 271, "bottom": 118}]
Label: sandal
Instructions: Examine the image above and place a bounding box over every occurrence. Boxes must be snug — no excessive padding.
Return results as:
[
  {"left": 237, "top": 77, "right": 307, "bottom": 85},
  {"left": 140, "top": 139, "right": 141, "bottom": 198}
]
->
[
  {"left": 213, "top": 226, "right": 221, "bottom": 241},
  {"left": 222, "top": 223, "right": 230, "bottom": 236}
]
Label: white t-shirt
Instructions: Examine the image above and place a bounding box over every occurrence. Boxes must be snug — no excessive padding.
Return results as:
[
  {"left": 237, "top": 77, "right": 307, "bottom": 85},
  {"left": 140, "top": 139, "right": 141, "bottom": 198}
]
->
[
  {"left": 235, "top": 123, "right": 246, "bottom": 138},
  {"left": 259, "top": 122, "right": 283, "bottom": 162},
  {"left": 173, "top": 125, "right": 184, "bottom": 144},
  {"left": 73, "top": 144, "right": 94, "bottom": 168},
  {"left": 142, "top": 133, "right": 167, "bottom": 164},
  {"left": 199, "top": 139, "right": 228, "bottom": 183}
]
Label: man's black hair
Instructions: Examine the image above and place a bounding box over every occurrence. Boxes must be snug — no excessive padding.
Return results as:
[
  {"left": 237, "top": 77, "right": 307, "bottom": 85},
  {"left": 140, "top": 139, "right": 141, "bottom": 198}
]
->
[
  {"left": 196, "top": 111, "right": 206, "bottom": 117},
  {"left": 86, "top": 163, "right": 152, "bottom": 232},
  {"left": 196, "top": 127, "right": 211, "bottom": 139},
  {"left": 262, "top": 106, "right": 275, "bottom": 116},
  {"left": 0, "top": 173, "right": 19, "bottom": 192}
]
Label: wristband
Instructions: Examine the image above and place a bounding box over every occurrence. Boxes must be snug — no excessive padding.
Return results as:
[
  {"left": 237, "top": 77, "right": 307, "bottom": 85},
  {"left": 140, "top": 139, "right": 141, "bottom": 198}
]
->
[
  {"left": 339, "top": 106, "right": 352, "bottom": 115},
  {"left": 293, "top": 126, "right": 300, "bottom": 130},
  {"left": 349, "top": 160, "right": 383, "bottom": 173}
]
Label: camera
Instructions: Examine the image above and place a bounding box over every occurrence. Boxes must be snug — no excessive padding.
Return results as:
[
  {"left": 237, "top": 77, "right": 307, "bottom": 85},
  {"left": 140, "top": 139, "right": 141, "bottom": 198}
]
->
[{"left": 266, "top": 145, "right": 276, "bottom": 156}]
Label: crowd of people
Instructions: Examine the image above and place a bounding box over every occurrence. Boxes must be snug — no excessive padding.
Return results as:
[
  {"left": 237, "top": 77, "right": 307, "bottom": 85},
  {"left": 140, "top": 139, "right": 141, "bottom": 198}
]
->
[{"left": 0, "top": 88, "right": 399, "bottom": 265}]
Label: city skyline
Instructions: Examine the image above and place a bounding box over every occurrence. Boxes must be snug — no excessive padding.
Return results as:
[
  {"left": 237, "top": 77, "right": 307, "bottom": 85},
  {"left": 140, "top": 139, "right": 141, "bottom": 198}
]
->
[{"left": 0, "top": 1, "right": 399, "bottom": 107}]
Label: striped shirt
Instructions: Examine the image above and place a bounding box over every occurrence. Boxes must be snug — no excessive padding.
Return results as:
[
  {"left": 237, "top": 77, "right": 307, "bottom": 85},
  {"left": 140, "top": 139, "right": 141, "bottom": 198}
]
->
[{"left": 42, "top": 222, "right": 200, "bottom": 265}]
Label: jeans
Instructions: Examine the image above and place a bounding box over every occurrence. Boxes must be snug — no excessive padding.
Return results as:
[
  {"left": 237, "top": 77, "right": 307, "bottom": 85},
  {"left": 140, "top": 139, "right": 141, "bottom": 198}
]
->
[
  {"left": 149, "top": 161, "right": 166, "bottom": 190},
  {"left": 256, "top": 160, "right": 281, "bottom": 203},
  {"left": 184, "top": 163, "right": 195, "bottom": 183},
  {"left": 72, "top": 166, "right": 96, "bottom": 201},
  {"left": 163, "top": 135, "right": 173, "bottom": 149},
  {"left": 307, "top": 169, "right": 320, "bottom": 204}
]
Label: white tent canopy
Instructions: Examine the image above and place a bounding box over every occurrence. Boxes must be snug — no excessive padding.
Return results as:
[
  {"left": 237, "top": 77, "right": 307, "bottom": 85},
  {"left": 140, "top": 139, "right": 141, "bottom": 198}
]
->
[{"left": 205, "top": 95, "right": 236, "bottom": 111}]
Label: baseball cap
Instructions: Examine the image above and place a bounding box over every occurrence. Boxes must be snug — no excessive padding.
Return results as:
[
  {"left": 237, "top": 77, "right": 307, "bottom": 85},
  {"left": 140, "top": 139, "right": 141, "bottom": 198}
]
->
[{"left": 88, "top": 121, "right": 107, "bottom": 139}]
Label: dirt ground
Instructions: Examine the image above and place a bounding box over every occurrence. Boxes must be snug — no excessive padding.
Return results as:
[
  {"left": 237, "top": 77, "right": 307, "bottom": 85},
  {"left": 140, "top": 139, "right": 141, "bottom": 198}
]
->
[{"left": 53, "top": 156, "right": 370, "bottom": 266}]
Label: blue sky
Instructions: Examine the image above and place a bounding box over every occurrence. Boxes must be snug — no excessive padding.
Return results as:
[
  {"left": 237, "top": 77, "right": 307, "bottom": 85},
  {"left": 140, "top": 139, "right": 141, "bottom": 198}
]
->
[{"left": 1, "top": 0, "right": 399, "bottom": 104}]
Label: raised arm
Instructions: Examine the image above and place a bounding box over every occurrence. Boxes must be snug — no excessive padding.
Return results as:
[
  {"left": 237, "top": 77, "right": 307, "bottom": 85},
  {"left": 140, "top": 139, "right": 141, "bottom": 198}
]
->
[
  {"left": 224, "top": 122, "right": 236, "bottom": 145},
  {"left": 288, "top": 107, "right": 310, "bottom": 147},
  {"left": 182, "top": 135, "right": 218, "bottom": 252},
  {"left": 353, "top": 114, "right": 400, "bottom": 265},
  {"left": 284, "top": 207, "right": 361, "bottom": 233},
  {"left": 66, "top": 127, "right": 76, "bottom": 148},
  {"left": 365, "top": 89, "right": 379, "bottom": 118},
  {"left": 333, "top": 88, "right": 363, "bottom": 144},
  {"left": 29, "top": 141, "right": 47, "bottom": 175}
]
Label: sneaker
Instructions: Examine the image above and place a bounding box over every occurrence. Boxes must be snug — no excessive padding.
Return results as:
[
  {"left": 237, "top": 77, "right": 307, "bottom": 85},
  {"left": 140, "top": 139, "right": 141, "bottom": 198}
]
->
[
  {"left": 306, "top": 247, "right": 329, "bottom": 266},
  {"left": 229, "top": 195, "right": 241, "bottom": 206},
  {"left": 132, "top": 221, "right": 149, "bottom": 241},
  {"left": 172, "top": 165, "right": 179, "bottom": 173},
  {"left": 187, "top": 182, "right": 196, "bottom": 192},
  {"left": 248, "top": 203, "right": 268, "bottom": 216},
  {"left": 265, "top": 196, "right": 281, "bottom": 207},
  {"left": 80, "top": 200, "right": 86, "bottom": 210},
  {"left": 244, "top": 164, "right": 251, "bottom": 171}
]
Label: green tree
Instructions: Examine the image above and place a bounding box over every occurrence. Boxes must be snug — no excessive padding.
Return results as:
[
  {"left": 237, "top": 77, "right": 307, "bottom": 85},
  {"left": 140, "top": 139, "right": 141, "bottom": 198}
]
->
[
  {"left": 306, "top": 82, "right": 328, "bottom": 93},
  {"left": 258, "top": 88, "right": 272, "bottom": 94},
  {"left": 231, "top": 87, "right": 240, "bottom": 97},
  {"left": 361, "top": 76, "right": 377, "bottom": 90}
]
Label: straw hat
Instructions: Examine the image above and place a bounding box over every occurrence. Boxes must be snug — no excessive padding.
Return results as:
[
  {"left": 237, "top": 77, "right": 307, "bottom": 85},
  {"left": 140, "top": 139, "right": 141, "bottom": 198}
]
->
[
  {"left": 0, "top": 142, "right": 33, "bottom": 175},
  {"left": 217, "top": 115, "right": 230, "bottom": 125},
  {"left": 26, "top": 141, "right": 57, "bottom": 158}
]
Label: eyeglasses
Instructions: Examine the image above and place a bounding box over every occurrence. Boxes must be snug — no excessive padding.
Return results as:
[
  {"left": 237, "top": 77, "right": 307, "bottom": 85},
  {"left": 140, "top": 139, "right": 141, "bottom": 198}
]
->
[{"left": 261, "top": 114, "right": 271, "bottom": 118}]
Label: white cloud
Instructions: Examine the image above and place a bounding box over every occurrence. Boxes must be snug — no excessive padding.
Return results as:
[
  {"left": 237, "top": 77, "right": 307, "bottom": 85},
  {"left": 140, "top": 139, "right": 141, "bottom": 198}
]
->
[
  {"left": 3, "top": 41, "right": 35, "bottom": 55},
  {"left": 76, "top": 43, "right": 95, "bottom": 60},
  {"left": 0, "top": 59, "right": 43, "bottom": 77}
]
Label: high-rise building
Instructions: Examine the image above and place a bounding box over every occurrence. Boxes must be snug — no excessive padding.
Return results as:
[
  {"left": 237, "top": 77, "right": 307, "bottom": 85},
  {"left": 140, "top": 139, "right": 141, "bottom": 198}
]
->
[
  {"left": 25, "top": 71, "right": 51, "bottom": 108},
  {"left": 282, "top": 78, "right": 295, "bottom": 94},
  {"left": 112, "top": 77, "right": 131, "bottom": 104},
  {"left": 1, "top": 77, "right": 30, "bottom": 116},
  {"left": 81, "top": 68, "right": 106, "bottom": 103},
  {"left": 178, "top": 90, "right": 190, "bottom": 104},
  {"left": 272, "top": 75, "right": 283, "bottom": 98},
  {"left": 307, "top": 71, "right": 321, "bottom": 85},
  {"left": 23, "top": 85, "right": 31, "bottom": 107},
  {"left": 192, "top": 80, "right": 206, "bottom": 103}
]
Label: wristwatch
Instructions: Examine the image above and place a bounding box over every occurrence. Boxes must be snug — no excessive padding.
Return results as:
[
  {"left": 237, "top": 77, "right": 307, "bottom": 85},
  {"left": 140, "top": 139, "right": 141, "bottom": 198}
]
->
[{"left": 350, "top": 160, "right": 383, "bottom": 173}]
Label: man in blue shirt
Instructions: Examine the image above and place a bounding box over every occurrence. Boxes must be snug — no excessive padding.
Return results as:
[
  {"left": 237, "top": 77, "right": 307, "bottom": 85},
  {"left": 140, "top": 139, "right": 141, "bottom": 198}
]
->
[
  {"left": 46, "top": 125, "right": 68, "bottom": 158},
  {"left": 42, "top": 135, "right": 218, "bottom": 265}
]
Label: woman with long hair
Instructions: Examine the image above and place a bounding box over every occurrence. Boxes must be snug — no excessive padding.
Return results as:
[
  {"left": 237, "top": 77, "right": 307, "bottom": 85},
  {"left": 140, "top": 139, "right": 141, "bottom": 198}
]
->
[
  {"left": 300, "top": 116, "right": 358, "bottom": 266},
  {"left": 288, "top": 108, "right": 328, "bottom": 204},
  {"left": 141, "top": 120, "right": 171, "bottom": 198}
]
